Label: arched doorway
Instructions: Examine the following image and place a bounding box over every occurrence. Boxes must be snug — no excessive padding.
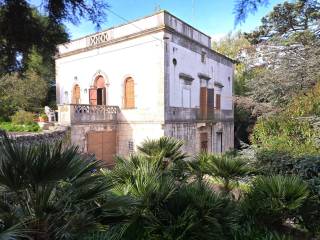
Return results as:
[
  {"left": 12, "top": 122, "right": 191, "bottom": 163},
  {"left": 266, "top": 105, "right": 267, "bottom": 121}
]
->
[
  {"left": 72, "top": 84, "right": 81, "bottom": 104},
  {"left": 89, "top": 75, "right": 107, "bottom": 105}
]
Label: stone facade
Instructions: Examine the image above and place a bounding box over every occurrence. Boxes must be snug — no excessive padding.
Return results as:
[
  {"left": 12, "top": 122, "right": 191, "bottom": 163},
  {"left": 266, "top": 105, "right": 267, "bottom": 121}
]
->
[{"left": 55, "top": 11, "right": 235, "bottom": 159}]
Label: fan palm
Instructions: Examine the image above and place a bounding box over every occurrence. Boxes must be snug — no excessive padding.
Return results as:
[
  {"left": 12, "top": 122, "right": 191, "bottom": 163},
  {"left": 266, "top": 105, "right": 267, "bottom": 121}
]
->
[
  {"left": 137, "top": 137, "right": 189, "bottom": 181},
  {"left": 107, "top": 153, "right": 239, "bottom": 240},
  {"left": 209, "top": 155, "right": 253, "bottom": 194},
  {"left": 188, "top": 153, "right": 253, "bottom": 195},
  {"left": 0, "top": 133, "right": 127, "bottom": 239},
  {"left": 242, "top": 175, "right": 309, "bottom": 227}
]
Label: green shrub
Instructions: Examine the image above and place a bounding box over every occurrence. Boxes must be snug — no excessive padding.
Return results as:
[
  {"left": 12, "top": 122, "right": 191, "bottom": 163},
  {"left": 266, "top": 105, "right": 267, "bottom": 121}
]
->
[
  {"left": 299, "top": 195, "right": 320, "bottom": 235},
  {"left": 252, "top": 115, "right": 319, "bottom": 156},
  {"left": 242, "top": 175, "right": 309, "bottom": 227},
  {"left": 234, "top": 223, "right": 293, "bottom": 240},
  {"left": 255, "top": 150, "right": 320, "bottom": 195},
  {"left": 0, "top": 122, "right": 40, "bottom": 132},
  {"left": 11, "top": 110, "right": 35, "bottom": 125}
]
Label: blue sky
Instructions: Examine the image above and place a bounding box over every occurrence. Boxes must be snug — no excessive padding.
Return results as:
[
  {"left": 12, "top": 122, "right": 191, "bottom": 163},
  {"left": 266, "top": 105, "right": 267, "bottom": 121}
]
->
[{"left": 63, "top": 0, "right": 284, "bottom": 40}]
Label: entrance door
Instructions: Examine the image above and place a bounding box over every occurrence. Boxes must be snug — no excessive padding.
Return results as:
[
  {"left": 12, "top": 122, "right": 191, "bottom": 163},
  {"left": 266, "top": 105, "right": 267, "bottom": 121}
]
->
[{"left": 87, "top": 130, "right": 116, "bottom": 166}]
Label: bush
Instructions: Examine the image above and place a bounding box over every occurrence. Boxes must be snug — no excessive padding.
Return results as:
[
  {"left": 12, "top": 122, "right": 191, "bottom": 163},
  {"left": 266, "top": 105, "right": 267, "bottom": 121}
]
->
[
  {"left": 234, "top": 223, "right": 293, "bottom": 240},
  {"left": 11, "top": 110, "right": 35, "bottom": 125},
  {"left": 252, "top": 115, "right": 319, "bottom": 156},
  {"left": 0, "top": 122, "right": 40, "bottom": 132},
  {"left": 299, "top": 195, "right": 320, "bottom": 235},
  {"left": 242, "top": 175, "right": 309, "bottom": 227}
]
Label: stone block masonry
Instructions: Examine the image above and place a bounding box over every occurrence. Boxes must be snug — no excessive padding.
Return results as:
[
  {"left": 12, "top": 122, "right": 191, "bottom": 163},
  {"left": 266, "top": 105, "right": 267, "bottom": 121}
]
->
[{"left": 0, "top": 126, "right": 69, "bottom": 146}]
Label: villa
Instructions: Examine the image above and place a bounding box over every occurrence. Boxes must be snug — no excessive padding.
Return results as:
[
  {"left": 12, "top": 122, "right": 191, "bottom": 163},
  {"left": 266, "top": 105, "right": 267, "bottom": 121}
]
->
[{"left": 56, "top": 10, "right": 235, "bottom": 165}]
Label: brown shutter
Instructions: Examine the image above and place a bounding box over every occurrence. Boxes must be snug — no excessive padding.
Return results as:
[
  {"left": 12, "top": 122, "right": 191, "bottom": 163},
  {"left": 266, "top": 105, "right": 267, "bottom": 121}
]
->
[
  {"left": 216, "top": 94, "right": 221, "bottom": 110},
  {"left": 72, "top": 85, "right": 81, "bottom": 104},
  {"left": 200, "top": 87, "right": 207, "bottom": 119},
  {"left": 89, "top": 88, "right": 97, "bottom": 105},
  {"left": 125, "top": 78, "right": 135, "bottom": 108},
  {"left": 207, "top": 88, "right": 214, "bottom": 108}
]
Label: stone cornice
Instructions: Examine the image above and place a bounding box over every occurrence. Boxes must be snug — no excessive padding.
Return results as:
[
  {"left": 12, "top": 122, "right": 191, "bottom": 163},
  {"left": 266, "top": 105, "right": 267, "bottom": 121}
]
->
[
  {"left": 55, "top": 25, "right": 235, "bottom": 66},
  {"left": 198, "top": 73, "right": 211, "bottom": 80},
  {"left": 55, "top": 25, "right": 167, "bottom": 59}
]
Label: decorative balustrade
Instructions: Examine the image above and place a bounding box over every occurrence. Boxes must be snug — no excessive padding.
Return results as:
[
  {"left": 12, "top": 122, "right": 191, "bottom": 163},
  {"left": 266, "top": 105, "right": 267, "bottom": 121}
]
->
[{"left": 58, "top": 104, "right": 119, "bottom": 124}]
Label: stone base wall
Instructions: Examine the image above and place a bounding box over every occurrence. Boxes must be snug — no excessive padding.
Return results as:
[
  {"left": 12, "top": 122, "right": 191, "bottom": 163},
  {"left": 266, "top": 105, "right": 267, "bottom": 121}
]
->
[
  {"left": 164, "top": 123, "right": 198, "bottom": 153},
  {"left": 1, "top": 127, "right": 69, "bottom": 146},
  {"left": 68, "top": 121, "right": 233, "bottom": 157},
  {"left": 117, "top": 122, "right": 164, "bottom": 156},
  {"left": 164, "top": 121, "right": 234, "bottom": 154},
  {"left": 211, "top": 121, "right": 234, "bottom": 153}
]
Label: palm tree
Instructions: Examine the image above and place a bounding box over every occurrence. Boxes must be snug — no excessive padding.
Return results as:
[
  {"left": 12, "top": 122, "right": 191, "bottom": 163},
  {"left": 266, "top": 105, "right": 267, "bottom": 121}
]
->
[
  {"left": 187, "top": 153, "right": 253, "bottom": 195},
  {"left": 242, "top": 175, "right": 309, "bottom": 227},
  {"left": 137, "top": 137, "right": 189, "bottom": 181},
  {"left": 209, "top": 155, "right": 253, "bottom": 194},
  {"left": 0, "top": 133, "right": 127, "bottom": 239},
  {"left": 107, "top": 152, "right": 239, "bottom": 240}
]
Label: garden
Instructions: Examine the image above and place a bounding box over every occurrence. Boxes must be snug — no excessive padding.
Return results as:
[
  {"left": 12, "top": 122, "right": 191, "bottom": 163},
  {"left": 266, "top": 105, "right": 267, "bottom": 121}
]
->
[{"left": 0, "top": 135, "right": 319, "bottom": 240}]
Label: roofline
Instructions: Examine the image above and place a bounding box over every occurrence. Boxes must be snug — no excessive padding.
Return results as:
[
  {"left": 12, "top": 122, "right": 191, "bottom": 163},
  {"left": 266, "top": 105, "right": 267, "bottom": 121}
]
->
[
  {"left": 58, "top": 10, "right": 212, "bottom": 47},
  {"left": 56, "top": 25, "right": 235, "bottom": 65}
]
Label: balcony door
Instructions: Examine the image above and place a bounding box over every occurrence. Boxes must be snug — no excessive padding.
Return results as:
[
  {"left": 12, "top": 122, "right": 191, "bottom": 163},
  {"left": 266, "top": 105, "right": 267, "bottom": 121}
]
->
[
  {"left": 72, "top": 84, "right": 81, "bottom": 104},
  {"left": 89, "top": 75, "right": 106, "bottom": 105}
]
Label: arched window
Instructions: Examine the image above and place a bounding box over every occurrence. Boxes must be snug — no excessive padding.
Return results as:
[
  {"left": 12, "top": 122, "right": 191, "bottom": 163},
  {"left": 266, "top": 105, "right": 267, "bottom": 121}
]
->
[
  {"left": 72, "top": 84, "right": 81, "bottom": 104},
  {"left": 124, "top": 77, "right": 135, "bottom": 109}
]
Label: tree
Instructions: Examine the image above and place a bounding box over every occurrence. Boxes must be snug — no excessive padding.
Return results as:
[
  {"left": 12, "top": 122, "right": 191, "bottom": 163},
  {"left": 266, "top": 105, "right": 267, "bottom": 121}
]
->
[
  {"left": 0, "top": 70, "right": 48, "bottom": 118},
  {"left": 212, "top": 31, "right": 252, "bottom": 96},
  {"left": 247, "top": 41, "right": 320, "bottom": 106},
  {"left": 234, "top": 0, "right": 270, "bottom": 24},
  {"left": 0, "top": 0, "right": 109, "bottom": 73},
  {"left": 244, "top": 0, "right": 320, "bottom": 45}
]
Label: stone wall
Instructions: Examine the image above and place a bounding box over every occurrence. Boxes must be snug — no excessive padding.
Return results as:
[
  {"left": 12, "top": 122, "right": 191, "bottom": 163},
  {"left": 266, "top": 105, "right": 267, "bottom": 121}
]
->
[
  {"left": 164, "top": 121, "right": 234, "bottom": 154},
  {"left": 1, "top": 126, "right": 69, "bottom": 145}
]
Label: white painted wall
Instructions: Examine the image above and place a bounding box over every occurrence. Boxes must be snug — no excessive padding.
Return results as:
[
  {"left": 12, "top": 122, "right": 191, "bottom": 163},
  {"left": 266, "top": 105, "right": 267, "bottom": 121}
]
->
[
  {"left": 167, "top": 42, "right": 233, "bottom": 110},
  {"left": 56, "top": 31, "right": 166, "bottom": 123}
]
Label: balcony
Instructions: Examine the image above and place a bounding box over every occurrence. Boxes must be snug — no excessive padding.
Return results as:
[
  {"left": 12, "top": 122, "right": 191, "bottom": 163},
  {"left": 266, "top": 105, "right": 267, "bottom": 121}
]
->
[
  {"left": 165, "top": 107, "right": 233, "bottom": 123},
  {"left": 58, "top": 104, "right": 119, "bottom": 125}
]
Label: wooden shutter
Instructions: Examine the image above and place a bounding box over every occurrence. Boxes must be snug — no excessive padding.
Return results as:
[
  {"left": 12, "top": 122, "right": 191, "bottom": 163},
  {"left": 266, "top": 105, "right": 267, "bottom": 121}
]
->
[
  {"left": 89, "top": 88, "right": 97, "bottom": 105},
  {"left": 125, "top": 78, "right": 135, "bottom": 108},
  {"left": 200, "top": 87, "right": 207, "bottom": 119},
  {"left": 72, "top": 85, "right": 81, "bottom": 104},
  {"left": 216, "top": 94, "right": 221, "bottom": 110},
  {"left": 207, "top": 88, "right": 214, "bottom": 108}
]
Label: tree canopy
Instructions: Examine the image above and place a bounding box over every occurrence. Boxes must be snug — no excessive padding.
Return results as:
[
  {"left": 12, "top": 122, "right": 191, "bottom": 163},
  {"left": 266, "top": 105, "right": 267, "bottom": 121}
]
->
[
  {"left": 0, "top": 0, "right": 109, "bottom": 73},
  {"left": 234, "top": 0, "right": 270, "bottom": 24},
  {"left": 244, "top": 0, "right": 320, "bottom": 45}
]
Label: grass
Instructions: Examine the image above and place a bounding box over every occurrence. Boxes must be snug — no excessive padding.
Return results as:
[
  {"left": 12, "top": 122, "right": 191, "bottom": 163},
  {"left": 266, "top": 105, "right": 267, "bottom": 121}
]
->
[{"left": 0, "top": 121, "right": 40, "bottom": 132}]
